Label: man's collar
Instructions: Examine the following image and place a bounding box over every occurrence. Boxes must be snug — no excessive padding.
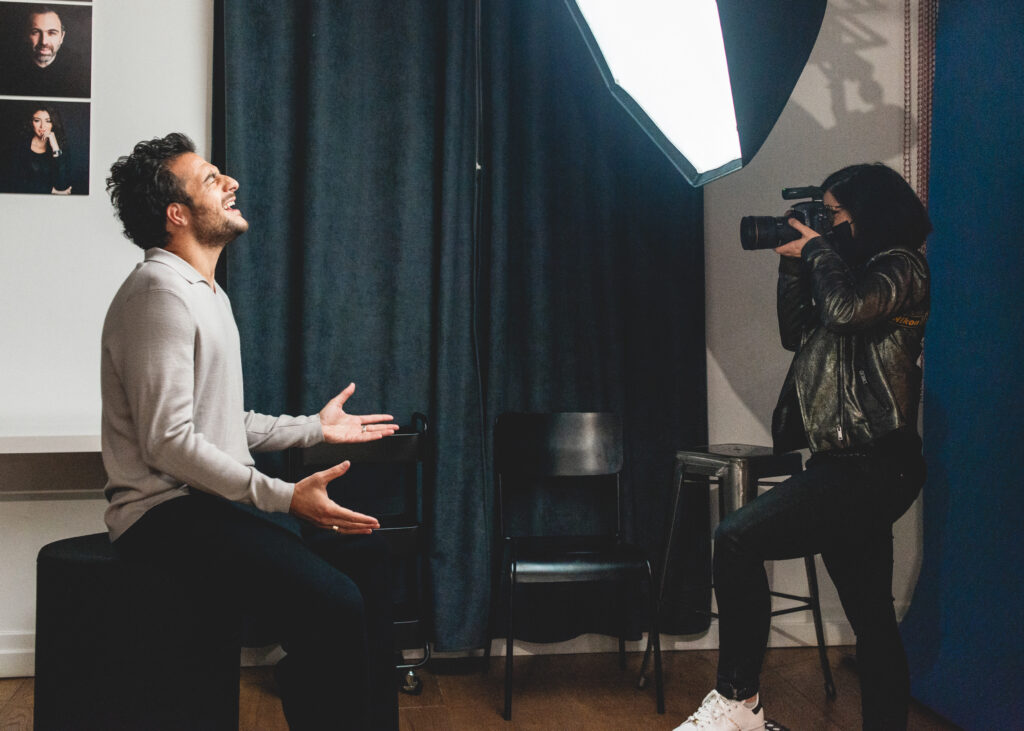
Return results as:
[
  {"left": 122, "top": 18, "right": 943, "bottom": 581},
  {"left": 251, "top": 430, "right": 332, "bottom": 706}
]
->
[{"left": 144, "top": 247, "right": 209, "bottom": 287}]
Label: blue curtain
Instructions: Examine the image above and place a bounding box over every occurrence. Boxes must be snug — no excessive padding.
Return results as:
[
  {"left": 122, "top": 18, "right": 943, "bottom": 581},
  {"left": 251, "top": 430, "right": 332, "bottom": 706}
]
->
[
  {"left": 899, "top": 4, "right": 1024, "bottom": 727},
  {"left": 218, "top": 0, "right": 707, "bottom": 651}
]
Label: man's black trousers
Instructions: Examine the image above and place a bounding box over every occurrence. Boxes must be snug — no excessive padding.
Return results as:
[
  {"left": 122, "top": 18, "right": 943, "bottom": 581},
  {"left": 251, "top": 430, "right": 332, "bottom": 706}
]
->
[{"left": 114, "top": 491, "right": 398, "bottom": 731}]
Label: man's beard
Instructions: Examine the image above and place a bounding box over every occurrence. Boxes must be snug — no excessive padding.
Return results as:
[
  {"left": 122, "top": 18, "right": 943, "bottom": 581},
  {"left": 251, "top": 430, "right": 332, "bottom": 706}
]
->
[
  {"left": 190, "top": 205, "right": 248, "bottom": 248},
  {"left": 32, "top": 45, "right": 57, "bottom": 67}
]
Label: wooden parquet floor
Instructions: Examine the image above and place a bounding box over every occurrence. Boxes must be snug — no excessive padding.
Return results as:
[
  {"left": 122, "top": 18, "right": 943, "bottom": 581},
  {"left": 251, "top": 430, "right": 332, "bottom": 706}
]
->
[{"left": 0, "top": 647, "right": 961, "bottom": 730}]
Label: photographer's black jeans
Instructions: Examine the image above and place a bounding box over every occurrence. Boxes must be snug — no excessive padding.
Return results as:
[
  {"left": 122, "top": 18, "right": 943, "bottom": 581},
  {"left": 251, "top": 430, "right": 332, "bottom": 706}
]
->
[
  {"left": 713, "top": 446, "right": 924, "bottom": 731},
  {"left": 114, "top": 491, "right": 398, "bottom": 731}
]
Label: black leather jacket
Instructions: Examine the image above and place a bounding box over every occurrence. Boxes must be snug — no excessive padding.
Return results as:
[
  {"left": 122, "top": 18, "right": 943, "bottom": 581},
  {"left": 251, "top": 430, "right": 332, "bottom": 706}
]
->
[{"left": 771, "top": 236, "right": 930, "bottom": 454}]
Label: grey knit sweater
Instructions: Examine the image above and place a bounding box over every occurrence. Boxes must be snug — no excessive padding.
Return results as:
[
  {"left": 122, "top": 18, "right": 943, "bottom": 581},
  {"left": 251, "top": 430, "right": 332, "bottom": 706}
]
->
[{"left": 100, "top": 248, "right": 323, "bottom": 540}]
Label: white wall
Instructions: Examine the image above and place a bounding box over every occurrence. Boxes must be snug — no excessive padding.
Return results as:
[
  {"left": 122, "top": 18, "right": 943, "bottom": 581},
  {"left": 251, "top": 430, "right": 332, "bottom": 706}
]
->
[
  {"left": 0, "top": 0, "right": 215, "bottom": 440},
  {"left": 0, "top": 0, "right": 214, "bottom": 677}
]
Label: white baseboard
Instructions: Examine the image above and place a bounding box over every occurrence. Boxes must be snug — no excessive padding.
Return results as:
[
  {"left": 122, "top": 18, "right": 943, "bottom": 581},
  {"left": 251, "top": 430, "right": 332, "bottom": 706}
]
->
[
  {"left": 0, "top": 636, "right": 286, "bottom": 677},
  {"left": 0, "top": 631, "right": 34, "bottom": 677}
]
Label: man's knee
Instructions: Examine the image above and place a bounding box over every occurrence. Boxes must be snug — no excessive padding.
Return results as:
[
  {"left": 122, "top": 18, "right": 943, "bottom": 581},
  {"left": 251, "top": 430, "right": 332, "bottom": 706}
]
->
[
  {"left": 303, "top": 531, "right": 393, "bottom": 632},
  {"left": 317, "top": 570, "right": 368, "bottom": 622}
]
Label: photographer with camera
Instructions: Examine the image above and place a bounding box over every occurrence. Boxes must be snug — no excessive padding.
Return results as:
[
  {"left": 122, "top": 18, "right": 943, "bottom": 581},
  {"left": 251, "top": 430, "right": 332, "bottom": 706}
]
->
[{"left": 674, "top": 164, "right": 931, "bottom": 731}]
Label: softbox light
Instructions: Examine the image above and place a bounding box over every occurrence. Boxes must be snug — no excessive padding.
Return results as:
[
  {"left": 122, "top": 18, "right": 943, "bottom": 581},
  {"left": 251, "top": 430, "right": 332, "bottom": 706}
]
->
[{"left": 565, "top": 0, "right": 827, "bottom": 187}]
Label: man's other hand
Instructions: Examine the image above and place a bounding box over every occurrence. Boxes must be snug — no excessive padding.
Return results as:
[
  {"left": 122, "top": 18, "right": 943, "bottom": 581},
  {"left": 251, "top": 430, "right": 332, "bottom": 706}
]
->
[
  {"left": 319, "top": 382, "right": 399, "bottom": 443},
  {"left": 289, "top": 460, "right": 380, "bottom": 533}
]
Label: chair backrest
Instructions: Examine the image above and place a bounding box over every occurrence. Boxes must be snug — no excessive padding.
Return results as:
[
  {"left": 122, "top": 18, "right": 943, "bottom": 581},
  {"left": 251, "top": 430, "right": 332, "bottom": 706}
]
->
[
  {"left": 494, "top": 412, "right": 623, "bottom": 539},
  {"left": 291, "top": 412, "right": 429, "bottom": 470},
  {"left": 494, "top": 412, "right": 622, "bottom": 478}
]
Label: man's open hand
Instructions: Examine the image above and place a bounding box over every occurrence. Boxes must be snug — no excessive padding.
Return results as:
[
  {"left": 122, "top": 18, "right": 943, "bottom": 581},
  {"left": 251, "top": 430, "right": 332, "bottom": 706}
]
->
[
  {"left": 289, "top": 461, "right": 380, "bottom": 534},
  {"left": 319, "top": 382, "right": 399, "bottom": 443}
]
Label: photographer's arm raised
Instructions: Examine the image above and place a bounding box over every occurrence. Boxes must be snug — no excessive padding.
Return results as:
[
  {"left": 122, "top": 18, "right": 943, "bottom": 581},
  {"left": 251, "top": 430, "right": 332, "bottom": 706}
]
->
[
  {"left": 783, "top": 218, "right": 925, "bottom": 333},
  {"left": 775, "top": 217, "right": 819, "bottom": 351}
]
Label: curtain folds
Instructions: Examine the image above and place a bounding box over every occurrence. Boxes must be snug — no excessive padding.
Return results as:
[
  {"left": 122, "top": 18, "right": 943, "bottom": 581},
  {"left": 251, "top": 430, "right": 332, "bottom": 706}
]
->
[{"left": 221, "top": 0, "right": 707, "bottom": 651}]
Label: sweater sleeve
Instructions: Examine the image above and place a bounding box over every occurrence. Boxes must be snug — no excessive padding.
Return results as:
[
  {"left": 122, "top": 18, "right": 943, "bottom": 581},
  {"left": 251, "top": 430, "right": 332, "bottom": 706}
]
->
[
  {"left": 115, "top": 288, "right": 294, "bottom": 513},
  {"left": 244, "top": 411, "right": 325, "bottom": 453}
]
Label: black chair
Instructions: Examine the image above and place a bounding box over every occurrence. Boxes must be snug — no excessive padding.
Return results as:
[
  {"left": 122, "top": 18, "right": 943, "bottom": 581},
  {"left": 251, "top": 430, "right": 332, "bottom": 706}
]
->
[
  {"left": 288, "top": 413, "right": 431, "bottom": 693},
  {"left": 485, "top": 412, "right": 664, "bottom": 720}
]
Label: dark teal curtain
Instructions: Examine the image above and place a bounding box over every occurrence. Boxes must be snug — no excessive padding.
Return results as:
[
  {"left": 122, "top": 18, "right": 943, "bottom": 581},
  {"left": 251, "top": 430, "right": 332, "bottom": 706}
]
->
[
  {"left": 219, "top": 0, "right": 706, "bottom": 651},
  {"left": 899, "top": 4, "right": 1024, "bottom": 727}
]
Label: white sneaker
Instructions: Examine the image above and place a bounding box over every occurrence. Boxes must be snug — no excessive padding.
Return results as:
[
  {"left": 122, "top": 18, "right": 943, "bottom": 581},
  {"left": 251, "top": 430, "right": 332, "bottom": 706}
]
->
[{"left": 672, "top": 690, "right": 765, "bottom": 730}]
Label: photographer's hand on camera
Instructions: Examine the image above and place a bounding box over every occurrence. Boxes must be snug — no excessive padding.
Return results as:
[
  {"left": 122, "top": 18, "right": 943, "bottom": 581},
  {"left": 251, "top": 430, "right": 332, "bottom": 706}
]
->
[{"left": 774, "top": 217, "right": 820, "bottom": 258}]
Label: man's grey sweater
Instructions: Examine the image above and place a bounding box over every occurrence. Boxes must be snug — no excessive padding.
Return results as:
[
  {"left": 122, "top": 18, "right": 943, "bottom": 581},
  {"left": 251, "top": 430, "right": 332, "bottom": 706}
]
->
[{"left": 100, "top": 248, "right": 323, "bottom": 541}]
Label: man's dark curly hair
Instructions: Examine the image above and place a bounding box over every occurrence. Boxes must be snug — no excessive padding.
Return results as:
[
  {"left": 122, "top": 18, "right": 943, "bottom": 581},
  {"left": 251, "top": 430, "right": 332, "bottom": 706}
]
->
[
  {"left": 822, "top": 163, "right": 932, "bottom": 254},
  {"left": 106, "top": 133, "right": 196, "bottom": 250}
]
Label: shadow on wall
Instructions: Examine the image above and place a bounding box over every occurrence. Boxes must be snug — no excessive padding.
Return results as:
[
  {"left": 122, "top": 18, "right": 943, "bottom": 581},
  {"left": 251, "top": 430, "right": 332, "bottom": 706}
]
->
[{"left": 707, "top": 5, "right": 909, "bottom": 428}]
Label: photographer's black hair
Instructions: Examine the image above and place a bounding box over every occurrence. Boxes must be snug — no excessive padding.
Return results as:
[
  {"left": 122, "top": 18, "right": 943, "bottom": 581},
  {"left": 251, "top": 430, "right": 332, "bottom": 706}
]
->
[
  {"left": 822, "top": 163, "right": 932, "bottom": 254},
  {"left": 106, "top": 133, "right": 196, "bottom": 250}
]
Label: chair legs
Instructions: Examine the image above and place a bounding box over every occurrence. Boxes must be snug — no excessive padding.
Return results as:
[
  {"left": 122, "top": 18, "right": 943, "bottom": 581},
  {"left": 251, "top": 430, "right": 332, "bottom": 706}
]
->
[
  {"left": 645, "top": 560, "right": 666, "bottom": 714},
  {"left": 504, "top": 561, "right": 515, "bottom": 721},
  {"left": 618, "top": 590, "right": 627, "bottom": 670},
  {"left": 500, "top": 566, "right": 665, "bottom": 721}
]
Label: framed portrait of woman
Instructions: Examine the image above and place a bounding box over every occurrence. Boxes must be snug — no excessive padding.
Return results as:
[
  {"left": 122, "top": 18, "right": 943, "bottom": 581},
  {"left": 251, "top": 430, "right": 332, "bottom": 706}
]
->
[{"left": 0, "top": 99, "right": 90, "bottom": 195}]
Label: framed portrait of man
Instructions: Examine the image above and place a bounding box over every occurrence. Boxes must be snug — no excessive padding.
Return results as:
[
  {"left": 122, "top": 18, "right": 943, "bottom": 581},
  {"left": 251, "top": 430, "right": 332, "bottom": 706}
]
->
[{"left": 0, "top": 2, "right": 93, "bottom": 99}]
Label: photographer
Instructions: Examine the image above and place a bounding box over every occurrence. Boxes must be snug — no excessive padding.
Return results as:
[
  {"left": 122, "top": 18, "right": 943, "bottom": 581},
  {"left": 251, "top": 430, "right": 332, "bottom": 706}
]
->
[{"left": 674, "top": 164, "right": 931, "bottom": 731}]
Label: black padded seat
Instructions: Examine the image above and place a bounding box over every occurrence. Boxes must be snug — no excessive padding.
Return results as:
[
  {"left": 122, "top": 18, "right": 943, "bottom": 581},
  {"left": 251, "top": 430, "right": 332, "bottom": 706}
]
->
[
  {"left": 35, "top": 532, "right": 241, "bottom": 730},
  {"left": 512, "top": 536, "right": 653, "bottom": 583}
]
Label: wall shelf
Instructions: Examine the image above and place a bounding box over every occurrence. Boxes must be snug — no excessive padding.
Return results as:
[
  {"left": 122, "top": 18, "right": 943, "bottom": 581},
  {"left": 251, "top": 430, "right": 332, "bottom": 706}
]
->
[{"left": 0, "top": 435, "right": 101, "bottom": 454}]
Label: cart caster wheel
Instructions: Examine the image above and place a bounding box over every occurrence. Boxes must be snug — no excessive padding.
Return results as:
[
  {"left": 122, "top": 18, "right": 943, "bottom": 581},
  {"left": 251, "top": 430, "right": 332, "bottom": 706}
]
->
[{"left": 400, "top": 669, "right": 423, "bottom": 695}]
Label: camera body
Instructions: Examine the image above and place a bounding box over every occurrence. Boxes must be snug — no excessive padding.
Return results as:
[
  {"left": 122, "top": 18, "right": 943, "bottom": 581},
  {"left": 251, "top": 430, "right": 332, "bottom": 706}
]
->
[{"left": 740, "top": 186, "right": 830, "bottom": 250}]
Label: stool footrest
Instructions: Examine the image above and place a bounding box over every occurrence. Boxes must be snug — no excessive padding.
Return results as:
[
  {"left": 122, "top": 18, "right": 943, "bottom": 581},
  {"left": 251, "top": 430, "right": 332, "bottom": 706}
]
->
[{"left": 770, "top": 603, "right": 815, "bottom": 618}]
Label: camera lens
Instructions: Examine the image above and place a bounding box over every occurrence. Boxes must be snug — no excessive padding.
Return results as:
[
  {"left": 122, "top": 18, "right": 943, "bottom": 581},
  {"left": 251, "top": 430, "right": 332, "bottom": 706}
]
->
[
  {"left": 739, "top": 215, "right": 805, "bottom": 250},
  {"left": 740, "top": 216, "right": 783, "bottom": 250}
]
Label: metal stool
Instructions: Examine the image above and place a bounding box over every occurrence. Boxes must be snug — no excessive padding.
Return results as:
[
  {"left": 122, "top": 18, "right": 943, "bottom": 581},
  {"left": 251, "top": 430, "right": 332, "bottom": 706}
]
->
[{"left": 639, "top": 444, "right": 836, "bottom": 699}]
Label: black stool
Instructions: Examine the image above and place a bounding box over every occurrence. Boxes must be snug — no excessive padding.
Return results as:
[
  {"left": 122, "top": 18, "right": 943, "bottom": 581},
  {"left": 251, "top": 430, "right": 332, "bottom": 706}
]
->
[
  {"left": 35, "top": 532, "right": 241, "bottom": 730},
  {"left": 639, "top": 444, "right": 836, "bottom": 699}
]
